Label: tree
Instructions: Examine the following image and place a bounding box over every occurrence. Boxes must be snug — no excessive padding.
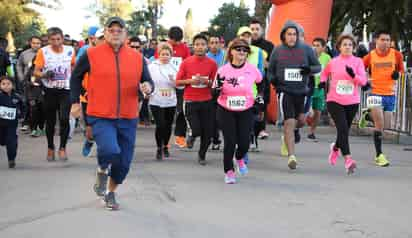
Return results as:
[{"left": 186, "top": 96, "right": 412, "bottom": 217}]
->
[
  {"left": 184, "top": 8, "right": 194, "bottom": 42},
  {"left": 254, "top": 0, "right": 272, "bottom": 29},
  {"left": 0, "top": 0, "right": 47, "bottom": 50},
  {"left": 89, "top": 0, "right": 134, "bottom": 25},
  {"left": 145, "top": 0, "right": 184, "bottom": 39},
  {"left": 208, "top": 3, "right": 252, "bottom": 43}
]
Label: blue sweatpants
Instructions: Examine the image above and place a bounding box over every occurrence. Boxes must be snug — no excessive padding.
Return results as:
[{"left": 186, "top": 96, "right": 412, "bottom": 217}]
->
[
  {"left": 0, "top": 124, "right": 18, "bottom": 161},
  {"left": 88, "top": 117, "right": 138, "bottom": 184}
]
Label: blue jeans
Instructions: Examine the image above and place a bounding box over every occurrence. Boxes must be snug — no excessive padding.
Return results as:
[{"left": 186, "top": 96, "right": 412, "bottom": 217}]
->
[{"left": 88, "top": 116, "right": 138, "bottom": 184}]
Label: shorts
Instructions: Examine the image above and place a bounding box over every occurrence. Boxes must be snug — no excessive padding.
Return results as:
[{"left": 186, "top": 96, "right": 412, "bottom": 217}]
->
[
  {"left": 311, "top": 88, "right": 325, "bottom": 111},
  {"left": 279, "top": 92, "right": 305, "bottom": 120},
  {"left": 370, "top": 94, "right": 396, "bottom": 112}
]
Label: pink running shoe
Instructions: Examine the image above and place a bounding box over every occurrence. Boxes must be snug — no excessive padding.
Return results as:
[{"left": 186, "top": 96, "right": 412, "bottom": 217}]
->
[
  {"left": 344, "top": 157, "right": 357, "bottom": 175},
  {"left": 224, "top": 170, "right": 236, "bottom": 184},
  {"left": 328, "top": 143, "right": 340, "bottom": 166}
]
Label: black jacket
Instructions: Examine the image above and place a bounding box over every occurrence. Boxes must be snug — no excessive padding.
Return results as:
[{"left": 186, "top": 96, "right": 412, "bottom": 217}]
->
[{"left": 0, "top": 91, "right": 24, "bottom": 126}]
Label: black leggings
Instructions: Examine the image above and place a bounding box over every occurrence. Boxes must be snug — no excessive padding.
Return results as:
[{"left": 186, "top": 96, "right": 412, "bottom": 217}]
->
[
  {"left": 327, "top": 102, "right": 359, "bottom": 156},
  {"left": 185, "top": 100, "right": 214, "bottom": 159},
  {"left": 29, "top": 100, "right": 45, "bottom": 131},
  {"left": 174, "top": 89, "right": 187, "bottom": 137},
  {"left": 150, "top": 105, "right": 176, "bottom": 148},
  {"left": 217, "top": 106, "right": 253, "bottom": 173},
  {"left": 44, "top": 88, "right": 71, "bottom": 150}
]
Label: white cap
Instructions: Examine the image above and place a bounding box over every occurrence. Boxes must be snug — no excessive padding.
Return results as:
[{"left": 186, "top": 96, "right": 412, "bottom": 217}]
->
[{"left": 95, "top": 29, "right": 104, "bottom": 38}]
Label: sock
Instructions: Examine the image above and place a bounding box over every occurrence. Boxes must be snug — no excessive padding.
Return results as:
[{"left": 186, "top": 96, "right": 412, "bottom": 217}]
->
[{"left": 373, "top": 131, "right": 383, "bottom": 157}]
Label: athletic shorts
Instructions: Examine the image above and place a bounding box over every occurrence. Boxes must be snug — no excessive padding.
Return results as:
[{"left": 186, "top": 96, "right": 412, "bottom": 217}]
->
[
  {"left": 370, "top": 94, "right": 396, "bottom": 112},
  {"left": 311, "top": 88, "right": 326, "bottom": 111},
  {"left": 279, "top": 92, "right": 305, "bottom": 120}
]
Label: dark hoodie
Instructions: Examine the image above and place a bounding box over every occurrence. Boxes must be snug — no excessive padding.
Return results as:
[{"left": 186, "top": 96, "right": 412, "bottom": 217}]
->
[{"left": 268, "top": 20, "right": 321, "bottom": 96}]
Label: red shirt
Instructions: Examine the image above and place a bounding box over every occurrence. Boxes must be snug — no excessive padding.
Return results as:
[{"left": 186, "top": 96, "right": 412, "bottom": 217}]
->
[
  {"left": 155, "top": 41, "right": 191, "bottom": 59},
  {"left": 176, "top": 55, "right": 218, "bottom": 101}
]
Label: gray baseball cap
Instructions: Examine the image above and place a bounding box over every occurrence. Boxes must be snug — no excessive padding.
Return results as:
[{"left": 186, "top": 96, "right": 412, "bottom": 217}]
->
[{"left": 105, "top": 17, "right": 126, "bottom": 28}]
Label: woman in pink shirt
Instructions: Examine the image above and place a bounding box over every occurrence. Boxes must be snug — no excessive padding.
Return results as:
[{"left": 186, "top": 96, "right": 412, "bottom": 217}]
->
[
  {"left": 320, "top": 34, "right": 367, "bottom": 174},
  {"left": 213, "top": 38, "right": 263, "bottom": 184}
]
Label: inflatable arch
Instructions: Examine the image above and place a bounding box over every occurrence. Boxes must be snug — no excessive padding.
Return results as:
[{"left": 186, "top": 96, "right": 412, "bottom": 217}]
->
[{"left": 266, "top": 0, "right": 333, "bottom": 124}]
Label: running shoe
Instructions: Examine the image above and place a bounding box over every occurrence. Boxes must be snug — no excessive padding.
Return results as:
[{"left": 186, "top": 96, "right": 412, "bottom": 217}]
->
[
  {"left": 358, "top": 108, "right": 369, "bottom": 129},
  {"left": 198, "top": 156, "right": 207, "bottom": 166},
  {"left": 288, "top": 155, "right": 297, "bottom": 170},
  {"left": 30, "top": 130, "right": 38, "bottom": 137},
  {"left": 375, "top": 154, "right": 390, "bottom": 167},
  {"left": 8, "top": 160, "right": 16, "bottom": 169},
  {"left": 47, "top": 149, "right": 55, "bottom": 162},
  {"left": 243, "top": 153, "right": 249, "bottom": 164},
  {"left": 156, "top": 148, "right": 163, "bottom": 161},
  {"left": 174, "top": 136, "right": 187, "bottom": 148},
  {"left": 258, "top": 130, "right": 269, "bottom": 140},
  {"left": 94, "top": 168, "right": 108, "bottom": 197},
  {"left": 103, "top": 192, "right": 120, "bottom": 210},
  {"left": 236, "top": 159, "right": 248, "bottom": 175},
  {"left": 163, "top": 147, "right": 170, "bottom": 158},
  {"left": 20, "top": 125, "right": 29, "bottom": 132},
  {"left": 344, "top": 157, "right": 357, "bottom": 175},
  {"left": 328, "top": 143, "right": 340, "bottom": 166},
  {"left": 186, "top": 136, "right": 196, "bottom": 149},
  {"left": 58, "top": 149, "right": 68, "bottom": 162},
  {"left": 281, "top": 136, "right": 288, "bottom": 157},
  {"left": 82, "top": 140, "right": 94, "bottom": 157},
  {"left": 224, "top": 170, "right": 236, "bottom": 184},
  {"left": 211, "top": 143, "right": 220, "bottom": 150},
  {"left": 307, "top": 133, "right": 318, "bottom": 142}
]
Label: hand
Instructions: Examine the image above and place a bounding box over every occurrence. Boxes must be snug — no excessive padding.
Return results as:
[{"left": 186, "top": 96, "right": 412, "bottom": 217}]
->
[
  {"left": 300, "top": 65, "right": 311, "bottom": 76},
  {"left": 345, "top": 65, "right": 355, "bottom": 78},
  {"left": 70, "top": 103, "right": 81, "bottom": 119},
  {"left": 216, "top": 74, "right": 225, "bottom": 88},
  {"left": 140, "top": 82, "right": 152, "bottom": 95},
  {"left": 255, "top": 95, "right": 264, "bottom": 105},
  {"left": 43, "top": 70, "right": 55, "bottom": 79},
  {"left": 190, "top": 75, "right": 201, "bottom": 85},
  {"left": 391, "top": 71, "right": 400, "bottom": 80},
  {"left": 199, "top": 76, "right": 209, "bottom": 85},
  {"left": 361, "top": 81, "right": 371, "bottom": 91}
]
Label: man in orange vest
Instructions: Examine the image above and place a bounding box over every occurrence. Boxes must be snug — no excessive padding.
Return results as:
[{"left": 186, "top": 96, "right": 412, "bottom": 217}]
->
[
  {"left": 362, "top": 30, "right": 404, "bottom": 167},
  {"left": 70, "top": 17, "right": 154, "bottom": 210}
]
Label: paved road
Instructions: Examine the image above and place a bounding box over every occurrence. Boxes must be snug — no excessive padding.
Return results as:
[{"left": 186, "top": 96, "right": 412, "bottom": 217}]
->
[{"left": 1, "top": 126, "right": 411, "bottom": 238}]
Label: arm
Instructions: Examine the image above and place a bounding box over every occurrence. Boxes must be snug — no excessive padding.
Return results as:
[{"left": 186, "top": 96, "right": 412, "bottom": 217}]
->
[
  {"left": 33, "top": 49, "right": 45, "bottom": 79},
  {"left": 140, "top": 59, "right": 154, "bottom": 94},
  {"left": 353, "top": 59, "right": 367, "bottom": 86},
  {"left": 70, "top": 52, "right": 90, "bottom": 103},
  {"left": 16, "top": 53, "right": 25, "bottom": 82},
  {"left": 268, "top": 49, "right": 278, "bottom": 87}
]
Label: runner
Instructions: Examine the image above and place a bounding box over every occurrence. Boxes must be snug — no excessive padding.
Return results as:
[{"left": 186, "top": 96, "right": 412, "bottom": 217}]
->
[
  {"left": 157, "top": 26, "right": 191, "bottom": 148},
  {"left": 175, "top": 34, "right": 218, "bottom": 165},
  {"left": 34, "top": 27, "right": 76, "bottom": 162},
  {"left": 250, "top": 18, "right": 274, "bottom": 140},
  {"left": 320, "top": 34, "right": 367, "bottom": 174},
  {"left": 70, "top": 17, "right": 154, "bottom": 210},
  {"left": 306, "top": 37, "right": 331, "bottom": 142},
  {"left": 361, "top": 30, "right": 404, "bottom": 167},
  {"left": 148, "top": 43, "right": 177, "bottom": 160},
  {"left": 207, "top": 35, "right": 225, "bottom": 150},
  {"left": 213, "top": 38, "right": 263, "bottom": 184},
  {"left": 268, "top": 21, "right": 321, "bottom": 169},
  {"left": 0, "top": 76, "right": 24, "bottom": 169},
  {"left": 16, "top": 36, "right": 42, "bottom": 136}
]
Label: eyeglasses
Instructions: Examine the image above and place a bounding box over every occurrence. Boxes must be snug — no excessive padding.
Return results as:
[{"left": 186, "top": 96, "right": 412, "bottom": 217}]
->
[
  {"left": 130, "top": 46, "right": 141, "bottom": 49},
  {"left": 108, "top": 28, "right": 124, "bottom": 34},
  {"left": 233, "top": 47, "right": 249, "bottom": 53}
]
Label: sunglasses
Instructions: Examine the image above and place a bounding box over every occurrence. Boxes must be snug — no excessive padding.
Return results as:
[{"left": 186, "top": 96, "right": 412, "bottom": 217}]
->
[
  {"left": 130, "top": 46, "right": 141, "bottom": 49},
  {"left": 233, "top": 46, "right": 249, "bottom": 53}
]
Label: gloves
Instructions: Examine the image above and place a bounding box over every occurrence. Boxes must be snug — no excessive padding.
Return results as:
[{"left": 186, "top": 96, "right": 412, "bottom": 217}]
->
[
  {"left": 43, "top": 70, "right": 55, "bottom": 79},
  {"left": 255, "top": 95, "right": 264, "bottom": 105},
  {"left": 361, "top": 81, "right": 371, "bottom": 91},
  {"left": 345, "top": 65, "right": 355, "bottom": 78},
  {"left": 300, "top": 65, "right": 311, "bottom": 76},
  {"left": 216, "top": 74, "right": 225, "bottom": 89},
  {"left": 391, "top": 71, "right": 400, "bottom": 80}
]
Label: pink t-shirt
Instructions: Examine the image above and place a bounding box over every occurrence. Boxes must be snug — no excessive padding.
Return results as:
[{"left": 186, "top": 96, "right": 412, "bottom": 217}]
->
[
  {"left": 321, "top": 55, "right": 367, "bottom": 105},
  {"left": 215, "top": 63, "right": 263, "bottom": 111}
]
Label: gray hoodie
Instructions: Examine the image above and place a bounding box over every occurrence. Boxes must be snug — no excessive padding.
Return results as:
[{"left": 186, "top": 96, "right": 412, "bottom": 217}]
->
[
  {"left": 16, "top": 48, "right": 37, "bottom": 82},
  {"left": 268, "top": 20, "right": 321, "bottom": 96}
]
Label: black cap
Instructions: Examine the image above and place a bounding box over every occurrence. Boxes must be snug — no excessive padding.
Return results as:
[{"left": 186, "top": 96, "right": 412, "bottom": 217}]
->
[{"left": 105, "top": 17, "right": 126, "bottom": 28}]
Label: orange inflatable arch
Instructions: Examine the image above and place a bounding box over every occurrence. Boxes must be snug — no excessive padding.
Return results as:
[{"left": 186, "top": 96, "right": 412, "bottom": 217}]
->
[{"left": 265, "top": 0, "right": 333, "bottom": 124}]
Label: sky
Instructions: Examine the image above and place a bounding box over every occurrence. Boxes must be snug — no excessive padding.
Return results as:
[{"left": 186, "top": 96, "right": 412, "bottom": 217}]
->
[{"left": 33, "top": 0, "right": 256, "bottom": 40}]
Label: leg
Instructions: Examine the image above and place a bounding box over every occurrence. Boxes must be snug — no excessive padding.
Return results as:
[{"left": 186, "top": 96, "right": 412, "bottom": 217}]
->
[
  {"left": 174, "top": 89, "right": 187, "bottom": 137},
  {"left": 110, "top": 119, "right": 138, "bottom": 185},
  {"left": 44, "top": 89, "right": 58, "bottom": 150},
  {"left": 235, "top": 109, "right": 253, "bottom": 160},
  {"left": 58, "top": 90, "right": 71, "bottom": 150},
  {"left": 150, "top": 105, "right": 164, "bottom": 148},
  {"left": 5, "top": 125, "right": 18, "bottom": 162},
  {"left": 327, "top": 102, "right": 350, "bottom": 155},
  {"left": 217, "top": 106, "right": 236, "bottom": 173},
  {"left": 198, "top": 101, "right": 213, "bottom": 159},
  {"left": 163, "top": 107, "right": 176, "bottom": 146},
  {"left": 370, "top": 107, "right": 384, "bottom": 157}
]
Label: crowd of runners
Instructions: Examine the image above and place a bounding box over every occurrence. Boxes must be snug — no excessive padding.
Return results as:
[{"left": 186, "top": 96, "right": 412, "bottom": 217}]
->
[{"left": 0, "top": 16, "right": 406, "bottom": 210}]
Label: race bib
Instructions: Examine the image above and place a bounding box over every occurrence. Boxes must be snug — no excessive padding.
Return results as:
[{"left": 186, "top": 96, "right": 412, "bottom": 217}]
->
[
  {"left": 284, "top": 69, "right": 303, "bottom": 82},
  {"left": 159, "top": 88, "right": 173, "bottom": 97},
  {"left": 227, "top": 96, "right": 246, "bottom": 110},
  {"left": 336, "top": 80, "right": 354, "bottom": 95},
  {"left": 367, "top": 95, "right": 382, "bottom": 108},
  {"left": 0, "top": 106, "right": 16, "bottom": 120},
  {"left": 191, "top": 76, "right": 208, "bottom": 88},
  {"left": 170, "top": 57, "right": 183, "bottom": 69}
]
